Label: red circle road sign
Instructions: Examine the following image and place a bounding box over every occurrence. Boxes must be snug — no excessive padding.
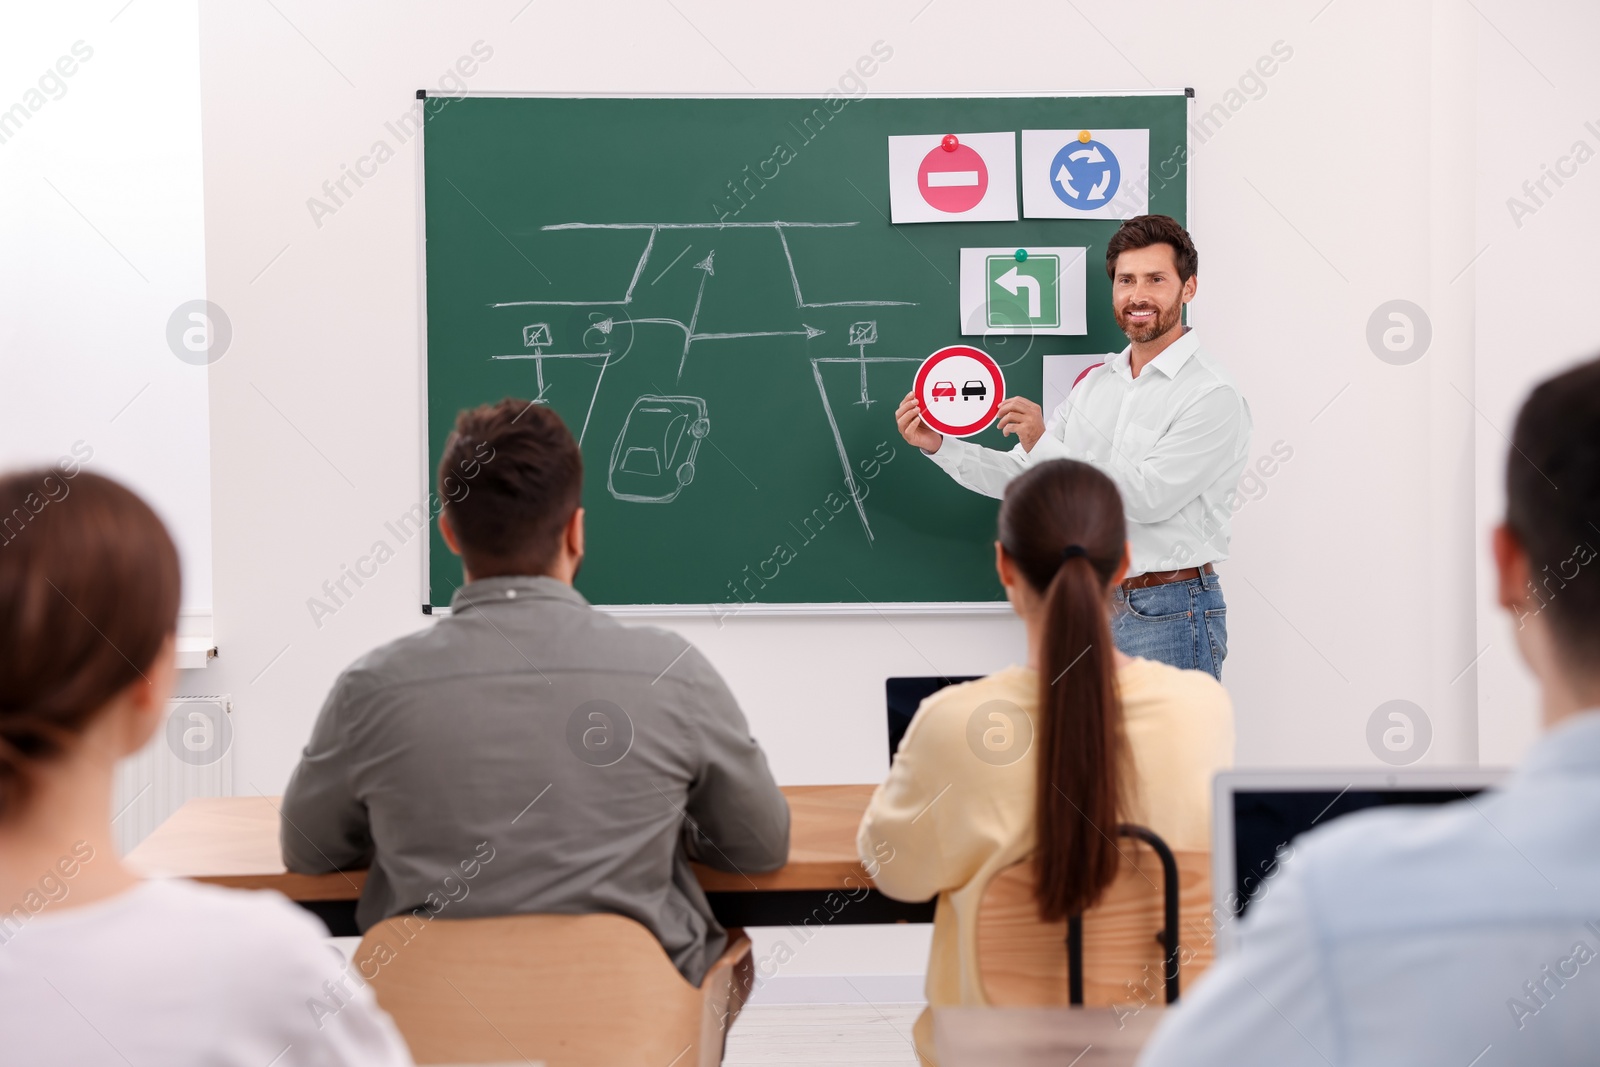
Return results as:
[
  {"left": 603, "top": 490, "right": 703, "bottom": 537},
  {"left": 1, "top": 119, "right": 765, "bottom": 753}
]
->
[
  {"left": 917, "top": 143, "right": 989, "bottom": 213},
  {"left": 915, "top": 345, "right": 1006, "bottom": 438}
]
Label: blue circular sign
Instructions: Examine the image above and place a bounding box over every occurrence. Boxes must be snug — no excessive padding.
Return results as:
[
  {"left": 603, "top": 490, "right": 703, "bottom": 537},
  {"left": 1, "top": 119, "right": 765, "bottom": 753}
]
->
[{"left": 1049, "top": 139, "right": 1121, "bottom": 209}]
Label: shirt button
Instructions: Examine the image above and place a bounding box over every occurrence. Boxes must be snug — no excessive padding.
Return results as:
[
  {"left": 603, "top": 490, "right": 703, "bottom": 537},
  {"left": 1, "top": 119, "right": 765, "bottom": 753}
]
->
[{"left": 507, "top": 590, "right": 517, "bottom": 599}]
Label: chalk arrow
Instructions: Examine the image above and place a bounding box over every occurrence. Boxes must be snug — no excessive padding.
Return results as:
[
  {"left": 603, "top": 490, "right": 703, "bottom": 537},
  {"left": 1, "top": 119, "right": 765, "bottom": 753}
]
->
[
  {"left": 1069, "top": 145, "right": 1105, "bottom": 164},
  {"left": 593, "top": 317, "right": 614, "bottom": 335},
  {"left": 996, "top": 266, "right": 1040, "bottom": 319},
  {"left": 1088, "top": 170, "right": 1111, "bottom": 201},
  {"left": 690, "top": 325, "right": 830, "bottom": 342},
  {"left": 693, "top": 251, "right": 716, "bottom": 275},
  {"left": 1055, "top": 164, "right": 1078, "bottom": 199}
]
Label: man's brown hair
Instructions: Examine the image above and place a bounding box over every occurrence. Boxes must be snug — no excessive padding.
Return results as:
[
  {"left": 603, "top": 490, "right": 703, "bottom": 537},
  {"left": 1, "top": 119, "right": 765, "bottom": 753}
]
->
[
  {"left": 1505, "top": 354, "right": 1600, "bottom": 674},
  {"left": 0, "top": 470, "right": 180, "bottom": 817},
  {"left": 439, "top": 398, "right": 583, "bottom": 578},
  {"left": 1104, "top": 214, "right": 1199, "bottom": 282}
]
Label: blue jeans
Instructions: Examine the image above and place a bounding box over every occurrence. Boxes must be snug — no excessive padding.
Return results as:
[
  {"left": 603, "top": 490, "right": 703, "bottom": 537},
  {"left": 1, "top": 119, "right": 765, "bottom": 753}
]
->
[{"left": 1111, "top": 571, "right": 1228, "bottom": 680}]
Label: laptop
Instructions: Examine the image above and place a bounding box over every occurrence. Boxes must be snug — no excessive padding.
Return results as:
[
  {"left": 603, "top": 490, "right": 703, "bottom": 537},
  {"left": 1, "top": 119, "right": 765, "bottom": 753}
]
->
[
  {"left": 1211, "top": 768, "right": 1508, "bottom": 951},
  {"left": 885, "top": 675, "right": 980, "bottom": 760}
]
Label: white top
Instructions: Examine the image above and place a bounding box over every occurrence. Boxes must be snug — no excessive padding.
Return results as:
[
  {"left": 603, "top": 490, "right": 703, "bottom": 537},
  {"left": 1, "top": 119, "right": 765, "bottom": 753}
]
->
[
  {"left": 0, "top": 878, "right": 412, "bottom": 1066},
  {"left": 926, "top": 329, "right": 1252, "bottom": 578},
  {"left": 1140, "top": 710, "right": 1600, "bottom": 1066}
]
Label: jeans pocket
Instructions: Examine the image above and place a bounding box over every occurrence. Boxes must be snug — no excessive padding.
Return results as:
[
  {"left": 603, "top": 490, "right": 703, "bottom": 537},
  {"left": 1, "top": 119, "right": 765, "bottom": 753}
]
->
[
  {"left": 1123, "top": 584, "right": 1192, "bottom": 623},
  {"left": 1204, "top": 607, "right": 1229, "bottom": 665}
]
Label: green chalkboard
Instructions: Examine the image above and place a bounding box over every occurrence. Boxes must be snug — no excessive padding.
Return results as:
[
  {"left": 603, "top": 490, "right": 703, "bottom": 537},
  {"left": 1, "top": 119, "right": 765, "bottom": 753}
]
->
[{"left": 422, "top": 93, "right": 1187, "bottom": 609}]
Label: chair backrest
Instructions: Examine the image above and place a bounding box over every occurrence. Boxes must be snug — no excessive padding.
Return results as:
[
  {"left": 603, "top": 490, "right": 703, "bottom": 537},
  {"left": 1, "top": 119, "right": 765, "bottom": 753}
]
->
[
  {"left": 976, "top": 838, "right": 1214, "bottom": 1008},
  {"left": 354, "top": 912, "right": 749, "bottom": 1066}
]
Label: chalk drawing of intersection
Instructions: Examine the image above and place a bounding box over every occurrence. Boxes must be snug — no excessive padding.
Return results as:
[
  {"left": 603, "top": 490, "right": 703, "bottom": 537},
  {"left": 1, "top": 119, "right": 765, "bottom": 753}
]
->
[
  {"left": 608, "top": 395, "right": 710, "bottom": 503},
  {"left": 488, "top": 221, "right": 916, "bottom": 382},
  {"left": 488, "top": 220, "right": 920, "bottom": 513}
]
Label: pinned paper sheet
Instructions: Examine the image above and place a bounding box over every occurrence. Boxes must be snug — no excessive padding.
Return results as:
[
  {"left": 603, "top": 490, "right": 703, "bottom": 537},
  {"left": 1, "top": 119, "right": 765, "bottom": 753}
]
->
[
  {"left": 1042, "top": 353, "right": 1113, "bottom": 418},
  {"left": 1021, "top": 129, "right": 1150, "bottom": 219},
  {"left": 887, "top": 132, "right": 1018, "bottom": 224},
  {"left": 958, "top": 246, "right": 1087, "bottom": 336}
]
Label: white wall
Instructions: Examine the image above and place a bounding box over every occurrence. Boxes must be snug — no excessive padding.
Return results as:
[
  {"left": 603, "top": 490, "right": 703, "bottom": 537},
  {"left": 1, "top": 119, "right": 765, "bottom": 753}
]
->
[
  {"left": 1470, "top": 0, "right": 1600, "bottom": 764},
  {"left": 1, "top": 1, "right": 213, "bottom": 621},
  {"left": 191, "top": 0, "right": 1509, "bottom": 789}
]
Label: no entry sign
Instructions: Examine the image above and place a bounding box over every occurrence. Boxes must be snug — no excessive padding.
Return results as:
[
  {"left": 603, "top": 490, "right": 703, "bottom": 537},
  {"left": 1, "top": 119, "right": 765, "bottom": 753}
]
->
[
  {"left": 918, "top": 142, "right": 988, "bottom": 213},
  {"left": 887, "top": 132, "right": 1018, "bottom": 224},
  {"left": 915, "top": 345, "right": 1006, "bottom": 438}
]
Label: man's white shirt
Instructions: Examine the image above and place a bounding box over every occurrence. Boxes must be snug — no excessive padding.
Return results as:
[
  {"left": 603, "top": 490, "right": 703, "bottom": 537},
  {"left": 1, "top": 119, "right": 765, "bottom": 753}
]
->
[{"left": 925, "top": 329, "right": 1251, "bottom": 578}]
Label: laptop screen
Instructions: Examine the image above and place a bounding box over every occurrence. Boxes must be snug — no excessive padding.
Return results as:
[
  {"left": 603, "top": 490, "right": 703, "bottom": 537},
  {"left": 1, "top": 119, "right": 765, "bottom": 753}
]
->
[
  {"left": 885, "top": 676, "right": 980, "bottom": 761},
  {"left": 1217, "top": 771, "right": 1506, "bottom": 923},
  {"left": 1230, "top": 788, "right": 1483, "bottom": 918}
]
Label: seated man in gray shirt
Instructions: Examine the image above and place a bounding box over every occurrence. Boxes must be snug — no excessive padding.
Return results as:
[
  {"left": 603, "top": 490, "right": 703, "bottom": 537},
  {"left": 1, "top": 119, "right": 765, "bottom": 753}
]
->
[
  {"left": 1140, "top": 355, "right": 1600, "bottom": 1065},
  {"left": 281, "top": 398, "right": 790, "bottom": 984}
]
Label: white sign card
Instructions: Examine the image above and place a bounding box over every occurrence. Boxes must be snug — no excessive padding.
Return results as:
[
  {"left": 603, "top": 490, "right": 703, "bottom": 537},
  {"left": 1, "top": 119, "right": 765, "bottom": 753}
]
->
[
  {"left": 1021, "top": 129, "right": 1150, "bottom": 220},
  {"left": 958, "top": 246, "right": 1087, "bottom": 337},
  {"left": 887, "top": 132, "right": 1018, "bottom": 224},
  {"left": 1042, "top": 353, "right": 1115, "bottom": 419}
]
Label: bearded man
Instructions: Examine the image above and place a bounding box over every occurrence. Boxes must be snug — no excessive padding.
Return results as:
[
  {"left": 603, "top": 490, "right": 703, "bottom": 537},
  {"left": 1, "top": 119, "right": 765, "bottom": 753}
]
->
[{"left": 894, "top": 215, "right": 1252, "bottom": 678}]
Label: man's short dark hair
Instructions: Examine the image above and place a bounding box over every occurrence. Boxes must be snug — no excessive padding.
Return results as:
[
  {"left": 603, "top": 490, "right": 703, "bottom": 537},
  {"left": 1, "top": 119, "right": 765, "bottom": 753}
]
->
[
  {"left": 1104, "top": 215, "right": 1199, "bottom": 283},
  {"left": 1506, "top": 355, "right": 1600, "bottom": 673},
  {"left": 439, "top": 398, "right": 583, "bottom": 577}
]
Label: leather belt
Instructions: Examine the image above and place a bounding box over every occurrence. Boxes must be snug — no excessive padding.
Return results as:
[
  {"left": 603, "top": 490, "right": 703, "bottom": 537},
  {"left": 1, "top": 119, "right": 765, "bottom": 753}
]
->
[{"left": 1122, "top": 562, "right": 1214, "bottom": 592}]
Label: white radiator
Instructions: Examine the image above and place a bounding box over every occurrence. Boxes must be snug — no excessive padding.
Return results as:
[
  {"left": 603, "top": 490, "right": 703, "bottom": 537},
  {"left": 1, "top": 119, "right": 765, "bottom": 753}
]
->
[{"left": 111, "top": 695, "right": 234, "bottom": 855}]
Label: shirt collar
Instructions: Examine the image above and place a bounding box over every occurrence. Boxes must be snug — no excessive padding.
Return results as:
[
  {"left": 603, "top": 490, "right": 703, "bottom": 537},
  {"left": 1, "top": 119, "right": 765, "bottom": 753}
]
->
[
  {"left": 449, "top": 574, "right": 590, "bottom": 614},
  {"left": 1513, "top": 709, "right": 1600, "bottom": 780},
  {"left": 1111, "top": 327, "right": 1200, "bottom": 381}
]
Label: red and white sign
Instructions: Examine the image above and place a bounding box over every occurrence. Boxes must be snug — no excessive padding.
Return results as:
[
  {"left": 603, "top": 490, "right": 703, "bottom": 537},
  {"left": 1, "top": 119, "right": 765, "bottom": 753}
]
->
[
  {"left": 917, "top": 142, "right": 988, "bottom": 213},
  {"left": 915, "top": 345, "right": 1006, "bottom": 439},
  {"left": 888, "top": 132, "right": 1017, "bottom": 224}
]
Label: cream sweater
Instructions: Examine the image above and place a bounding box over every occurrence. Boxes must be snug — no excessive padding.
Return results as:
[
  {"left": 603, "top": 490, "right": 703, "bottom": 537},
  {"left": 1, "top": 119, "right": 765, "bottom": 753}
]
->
[{"left": 856, "top": 659, "right": 1234, "bottom": 1063}]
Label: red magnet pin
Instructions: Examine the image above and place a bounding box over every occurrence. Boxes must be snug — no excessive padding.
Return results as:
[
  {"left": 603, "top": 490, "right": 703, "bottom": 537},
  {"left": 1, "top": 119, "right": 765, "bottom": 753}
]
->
[{"left": 941, "top": 134, "right": 960, "bottom": 152}]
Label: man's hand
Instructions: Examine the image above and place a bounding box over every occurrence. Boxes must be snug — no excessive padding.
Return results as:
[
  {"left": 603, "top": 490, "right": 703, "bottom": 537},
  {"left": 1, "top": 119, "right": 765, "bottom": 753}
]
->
[
  {"left": 997, "top": 397, "right": 1046, "bottom": 451},
  {"left": 895, "top": 392, "right": 943, "bottom": 453}
]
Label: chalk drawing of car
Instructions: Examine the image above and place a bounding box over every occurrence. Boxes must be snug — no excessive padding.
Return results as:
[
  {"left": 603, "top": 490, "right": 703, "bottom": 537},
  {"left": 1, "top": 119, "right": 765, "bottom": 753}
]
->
[
  {"left": 931, "top": 380, "right": 957, "bottom": 400},
  {"left": 607, "top": 395, "right": 711, "bottom": 503}
]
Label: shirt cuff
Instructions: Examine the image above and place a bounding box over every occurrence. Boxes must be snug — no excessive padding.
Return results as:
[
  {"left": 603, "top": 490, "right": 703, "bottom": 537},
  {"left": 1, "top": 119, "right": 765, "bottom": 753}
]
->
[
  {"left": 924, "top": 435, "right": 979, "bottom": 473},
  {"left": 1025, "top": 431, "right": 1073, "bottom": 464}
]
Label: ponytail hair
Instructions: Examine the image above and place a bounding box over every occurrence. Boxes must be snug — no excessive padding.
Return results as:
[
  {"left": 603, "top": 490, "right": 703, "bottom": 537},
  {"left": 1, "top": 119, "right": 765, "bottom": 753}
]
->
[{"left": 997, "top": 460, "right": 1127, "bottom": 921}]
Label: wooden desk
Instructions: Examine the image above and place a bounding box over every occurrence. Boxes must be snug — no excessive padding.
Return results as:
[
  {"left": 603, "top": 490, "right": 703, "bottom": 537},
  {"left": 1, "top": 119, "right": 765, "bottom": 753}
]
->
[
  {"left": 935, "top": 1006, "right": 1165, "bottom": 1067},
  {"left": 126, "top": 784, "right": 930, "bottom": 930}
]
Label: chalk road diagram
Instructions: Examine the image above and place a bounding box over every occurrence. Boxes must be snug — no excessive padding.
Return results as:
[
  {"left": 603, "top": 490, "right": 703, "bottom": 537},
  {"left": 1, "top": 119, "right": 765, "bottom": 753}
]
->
[{"left": 484, "top": 221, "right": 919, "bottom": 543}]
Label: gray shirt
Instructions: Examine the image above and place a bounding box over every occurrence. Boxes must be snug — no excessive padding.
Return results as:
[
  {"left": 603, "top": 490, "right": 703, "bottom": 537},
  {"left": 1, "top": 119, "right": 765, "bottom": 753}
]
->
[{"left": 280, "top": 575, "right": 790, "bottom": 984}]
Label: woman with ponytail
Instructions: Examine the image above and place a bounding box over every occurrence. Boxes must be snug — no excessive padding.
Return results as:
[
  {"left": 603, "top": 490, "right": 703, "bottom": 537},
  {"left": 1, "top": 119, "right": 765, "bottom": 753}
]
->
[{"left": 858, "top": 459, "right": 1233, "bottom": 1064}]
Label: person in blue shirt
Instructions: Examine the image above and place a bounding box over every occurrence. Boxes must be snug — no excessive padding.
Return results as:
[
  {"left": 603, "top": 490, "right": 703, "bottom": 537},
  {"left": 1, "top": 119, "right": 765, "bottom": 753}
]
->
[{"left": 1141, "top": 354, "right": 1600, "bottom": 1066}]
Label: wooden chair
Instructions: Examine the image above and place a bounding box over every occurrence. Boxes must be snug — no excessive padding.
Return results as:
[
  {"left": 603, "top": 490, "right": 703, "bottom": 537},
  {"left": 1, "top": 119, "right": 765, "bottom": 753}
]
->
[
  {"left": 354, "top": 913, "right": 753, "bottom": 1066},
  {"left": 975, "top": 826, "right": 1214, "bottom": 1009}
]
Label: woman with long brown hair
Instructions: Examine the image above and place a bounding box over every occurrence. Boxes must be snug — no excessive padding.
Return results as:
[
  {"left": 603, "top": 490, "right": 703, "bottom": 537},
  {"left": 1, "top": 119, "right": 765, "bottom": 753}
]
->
[
  {"left": 0, "top": 469, "right": 411, "bottom": 1065},
  {"left": 858, "top": 459, "right": 1233, "bottom": 1063}
]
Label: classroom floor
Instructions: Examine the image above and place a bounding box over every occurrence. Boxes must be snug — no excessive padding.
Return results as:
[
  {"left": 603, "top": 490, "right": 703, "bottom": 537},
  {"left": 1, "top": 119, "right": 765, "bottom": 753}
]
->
[{"left": 723, "top": 1004, "right": 924, "bottom": 1066}]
